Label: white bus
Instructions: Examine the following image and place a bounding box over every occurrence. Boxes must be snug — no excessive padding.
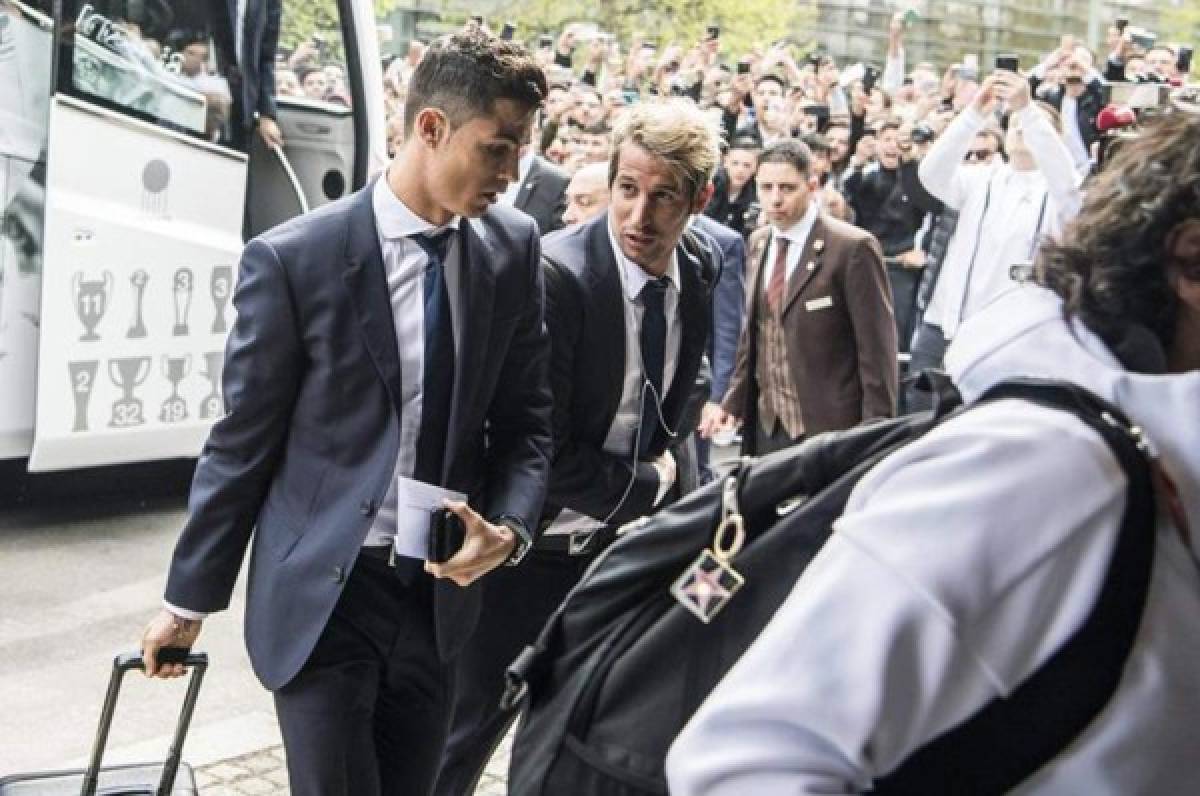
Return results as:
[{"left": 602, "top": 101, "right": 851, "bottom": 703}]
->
[{"left": 0, "top": 0, "right": 386, "bottom": 473}]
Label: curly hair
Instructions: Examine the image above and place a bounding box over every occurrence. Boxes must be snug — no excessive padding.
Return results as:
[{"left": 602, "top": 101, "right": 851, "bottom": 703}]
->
[{"left": 1035, "top": 111, "right": 1200, "bottom": 356}]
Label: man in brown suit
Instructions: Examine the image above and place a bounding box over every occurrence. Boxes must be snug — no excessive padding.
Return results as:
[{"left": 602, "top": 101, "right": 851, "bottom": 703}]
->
[{"left": 701, "top": 139, "right": 897, "bottom": 455}]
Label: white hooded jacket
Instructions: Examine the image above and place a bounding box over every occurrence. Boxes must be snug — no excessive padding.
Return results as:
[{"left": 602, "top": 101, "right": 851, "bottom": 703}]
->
[{"left": 667, "top": 286, "right": 1200, "bottom": 794}]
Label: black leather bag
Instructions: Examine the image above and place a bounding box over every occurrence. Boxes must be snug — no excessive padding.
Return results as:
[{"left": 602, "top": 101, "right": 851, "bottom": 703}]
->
[{"left": 504, "top": 379, "right": 1153, "bottom": 796}]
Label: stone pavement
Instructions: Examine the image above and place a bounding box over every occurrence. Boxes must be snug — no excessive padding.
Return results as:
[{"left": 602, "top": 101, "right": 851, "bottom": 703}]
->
[{"left": 194, "top": 732, "right": 512, "bottom": 795}]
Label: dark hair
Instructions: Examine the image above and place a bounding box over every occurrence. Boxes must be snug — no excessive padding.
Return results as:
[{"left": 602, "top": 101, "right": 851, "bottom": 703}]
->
[
  {"left": 729, "top": 134, "right": 763, "bottom": 152},
  {"left": 759, "top": 138, "right": 813, "bottom": 176},
  {"left": 879, "top": 118, "right": 902, "bottom": 134},
  {"left": 975, "top": 127, "right": 1005, "bottom": 156},
  {"left": 580, "top": 122, "right": 611, "bottom": 136},
  {"left": 1035, "top": 111, "right": 1200, "bottom": 358},
  {"left": 755, "top": 73, "right": 788, "bottom": 92},
  {"left": 403, "top": 29, "right": 547, "bottom": 137}
]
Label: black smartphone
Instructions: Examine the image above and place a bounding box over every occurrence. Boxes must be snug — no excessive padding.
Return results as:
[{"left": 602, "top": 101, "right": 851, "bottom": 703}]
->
[
  {"left": 736, "top": 59, "right": 751, "bottom": 75},
  {"left": 539, "top": 34, "right": 553, "bottom": 50},
  {"left": 995, "top": 54, "right": 1019, "bottom": 73},
  {"left": 705, "top": 25, "right": 720, "bottom": 41},
  {"left": 469, "top": 14, "right": 484, "bottom": 26},
  {"left": 500, "top": 21, "right": 515, "bottom": 41},
  {"left": 1179, "top": 45, "right": 1194, "bottom": 74},
  {"left": 428, "top": 508, "right": 466, "bottom": 564},
  {"left": 862, "top": 65, "right": 879, "bottom": 93},
  {"left": 1115, "top": 17, "right": 1129, "bottom": 34}
]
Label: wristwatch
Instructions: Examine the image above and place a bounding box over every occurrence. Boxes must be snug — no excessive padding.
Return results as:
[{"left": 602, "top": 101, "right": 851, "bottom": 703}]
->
[{"left": 495, "top": 514, "right": 532, "bottom": 567}]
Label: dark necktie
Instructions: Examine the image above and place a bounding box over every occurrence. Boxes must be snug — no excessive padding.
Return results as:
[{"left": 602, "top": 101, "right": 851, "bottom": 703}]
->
[
  {"left": 410, "top": 229, "right": 455, "bottom": 485},
  {"left": 765, "top": 235, "right": 790, "bottom": 313},
  {"left": 638, "top": 277, "right": 669, "bottom": 458}
]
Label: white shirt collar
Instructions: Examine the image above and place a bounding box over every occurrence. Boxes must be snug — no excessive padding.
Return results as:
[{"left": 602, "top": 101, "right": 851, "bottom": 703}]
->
[
  {"left": 773, "top": 199, "right": 819, "bottom": 247},
  {"left": 372, "top": 171, "right": 461, "bottom": 241},
  {"left": 606, "top": 214, "right": 681, "bottom": 303}
]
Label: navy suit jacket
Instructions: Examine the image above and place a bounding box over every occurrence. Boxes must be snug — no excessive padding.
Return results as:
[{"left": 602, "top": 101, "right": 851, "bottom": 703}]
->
[
  {"left": 514, "top": 156, "right": 569, "bottom": 236},
  {"left": 538, "top": 215, "right": 715, "bottom": 529},
  {"left": 691, "top": 215, "right": 746, "bottom": 403},
  {"left": 164, "top": 180, "right": 553, "bottom": 690}
]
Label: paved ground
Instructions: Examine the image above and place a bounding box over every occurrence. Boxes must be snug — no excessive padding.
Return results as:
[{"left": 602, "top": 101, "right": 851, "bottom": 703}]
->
[
  {"left": 2, "top": 444, "right": 740, "bottom": 793},
  {"left": 195, "top": 732, "right": 511, "bottom": 795}
]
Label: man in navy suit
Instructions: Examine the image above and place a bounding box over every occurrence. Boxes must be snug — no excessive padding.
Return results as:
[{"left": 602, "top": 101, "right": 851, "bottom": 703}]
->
[
  {"left": 434, "top": 99, "right": 722, "bottom": 795},
  {"left": 208, "top": 0, "right": 284, "bottom": 148},
  {"left": 140, "top": 31, "right": 553, "bottom": 796}
]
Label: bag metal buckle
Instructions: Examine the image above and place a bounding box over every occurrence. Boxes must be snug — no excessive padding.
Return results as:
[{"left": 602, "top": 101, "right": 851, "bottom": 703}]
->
[{"left": 671, "top": 472, "right": 748, "bottom": 623}]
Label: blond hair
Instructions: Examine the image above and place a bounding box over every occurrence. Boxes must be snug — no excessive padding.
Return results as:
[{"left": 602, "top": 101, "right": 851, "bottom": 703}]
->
[{"left": 608, "top": 99, "right": 721, "bottom": 200}]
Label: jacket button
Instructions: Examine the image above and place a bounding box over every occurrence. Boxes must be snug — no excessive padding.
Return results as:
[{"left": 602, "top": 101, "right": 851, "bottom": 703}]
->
[
  {"left": 359, "top": 499, "right": 376, "bottom": 516},
  {"left": 333, "top": 565, "right": 346, "bottom": 584}
]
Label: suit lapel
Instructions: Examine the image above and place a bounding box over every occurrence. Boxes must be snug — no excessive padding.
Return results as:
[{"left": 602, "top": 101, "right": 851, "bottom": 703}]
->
[
  {"left": 342, "top": 180, "right": 405, "bottom": 422},
  {"left": 444, "top": 220, "right": 495, "bottom": 478},
  {"left": 782, "top": 215, "right": 826, "bottom": 316},
  {"left": 587, "top": 218, "right": 627, "bottom": 428}
]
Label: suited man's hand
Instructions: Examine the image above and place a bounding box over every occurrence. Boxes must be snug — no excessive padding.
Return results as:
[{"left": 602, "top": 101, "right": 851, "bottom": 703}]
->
[
  {"left": 257, "top": 116, "right": 284, "bottom": 149},
  {"left": 698, "top": 403, "right": 729, "bottom": 439},
  {"left": 700, "top": 405, "right": 742, "bottom": 439},
  {"left": 141, "top": 609, "right": 202, "bottom": 679},
  {"left": 425, "top": 501, "right": 515, "bottom": 587}
]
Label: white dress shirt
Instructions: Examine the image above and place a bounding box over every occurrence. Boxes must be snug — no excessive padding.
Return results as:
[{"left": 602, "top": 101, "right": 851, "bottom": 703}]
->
[
  {"left": 1060, "top": 93, "right": 1091, "bottom": 177},
  {"left": 545, "top": 219, "right": 683, "bottom": 535},
  {"left": 760, "top": 200, "right": 819, "bottom": 293},
  {"left": 362, "top": 173, "right": 462, "bottom": 549},
  {"left": 667, "top": 287, "right": 1200, "bottom": 795}
]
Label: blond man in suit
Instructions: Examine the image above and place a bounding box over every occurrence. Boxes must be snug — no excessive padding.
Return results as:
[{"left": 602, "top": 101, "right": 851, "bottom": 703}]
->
[{"left": 702, "top": 139, "right": 897, "bottom": 454}]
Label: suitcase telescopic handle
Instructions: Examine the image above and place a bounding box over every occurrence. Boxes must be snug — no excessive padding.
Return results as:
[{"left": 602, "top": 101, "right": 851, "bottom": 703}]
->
[{"left": 80, "top": 649, "right": 208, "bottom": 796}]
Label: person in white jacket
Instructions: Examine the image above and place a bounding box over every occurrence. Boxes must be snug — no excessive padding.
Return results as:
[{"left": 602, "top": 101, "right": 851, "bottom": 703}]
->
[
  {"left": 907, "top": 69, "right": 1082, "bottom": 384},
  {"left": 666, "top": 109, "right": 1200, "bottom": 795}
]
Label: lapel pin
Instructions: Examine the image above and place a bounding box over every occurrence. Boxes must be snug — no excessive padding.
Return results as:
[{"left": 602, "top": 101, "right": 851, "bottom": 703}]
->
[
  {"left": 806, "top": 261, "right": 816, "bottom": 271},
  {"left": 813, "top": 239, "right": 825, "bottom": 254}
]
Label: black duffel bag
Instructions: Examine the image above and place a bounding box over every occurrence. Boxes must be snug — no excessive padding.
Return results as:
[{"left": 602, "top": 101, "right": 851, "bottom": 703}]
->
[{"left": 503, "top": 378, "right": 1154, "bottom": 796}]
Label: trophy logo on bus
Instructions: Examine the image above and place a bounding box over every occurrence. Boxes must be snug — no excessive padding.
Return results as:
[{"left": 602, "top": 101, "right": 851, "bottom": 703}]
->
[
  {"left": 128, "top": 269, "right": 149, "bottom": 338},
  {"left": 72, "top": 270, "right": 113, "bottom": 342},
  {"left": 210, "top": 265, "right": 232, "bottom": 334},
  {"left": 142, "top": 159, "right": 171, "bottom": 217},
  {"left": 159, "top": 354, "right": 191, "bottom": 423},
  {"left": 199, "top": 351, "right": 224, "bottom": 419},
  {"left": 68, "top": 360, "right": 99, "bottom": 432},
  {"left": 173, "top": 267, "right": 194, "bottom": 336},
  {"left": 108, "top": 356, "right": 150, "bottom": 427}
]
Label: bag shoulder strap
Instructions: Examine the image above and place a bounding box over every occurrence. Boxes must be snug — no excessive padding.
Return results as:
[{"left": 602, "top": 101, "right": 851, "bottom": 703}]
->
[{"left": 873, "top": 379, "right": 1156, "bottom": 795}]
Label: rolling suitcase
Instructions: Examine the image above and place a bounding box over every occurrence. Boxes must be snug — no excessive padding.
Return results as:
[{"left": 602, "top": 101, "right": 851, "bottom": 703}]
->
[{"left": 0, "top": 650, "right": 206, "bottom": 795}]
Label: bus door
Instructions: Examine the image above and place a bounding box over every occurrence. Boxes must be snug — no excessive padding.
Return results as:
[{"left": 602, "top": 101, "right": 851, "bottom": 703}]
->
[
  {"left": 21, "top": 0, "right": 380, "bottom": 472},
  {"left": 0, "top": 0, "right": 53, "bottom": 459},
  {"left": 246, "top": 0, "right": 385, "bottom": 237}
]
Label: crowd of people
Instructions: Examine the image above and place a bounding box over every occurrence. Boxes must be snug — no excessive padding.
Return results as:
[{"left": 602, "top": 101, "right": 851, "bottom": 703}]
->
[{"left": 136, "top": 15, "right": 1199, "bottom": 796}]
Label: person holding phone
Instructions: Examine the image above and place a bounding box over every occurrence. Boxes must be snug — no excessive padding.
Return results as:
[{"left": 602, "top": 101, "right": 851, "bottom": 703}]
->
[
  {"left": 1026, "top": 45, "right": 1106, "bottom": 176},
  {"left": 909, "top": 70, "right": 1082, "bottom": 389}
]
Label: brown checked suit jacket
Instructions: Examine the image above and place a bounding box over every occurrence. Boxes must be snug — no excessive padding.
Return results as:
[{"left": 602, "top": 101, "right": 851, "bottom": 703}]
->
[{"left": 722, "top": 213, "right": 897, "bottom": 450}]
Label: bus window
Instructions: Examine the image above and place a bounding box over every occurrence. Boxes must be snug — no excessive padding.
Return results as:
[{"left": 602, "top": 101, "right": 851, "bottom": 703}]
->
[
  {"left": 275, "top": 1, "right": 353, "bottom": 111},
  {"left": 1, "top": 0, "right": 52, "bottom": 321},
  {"left": 58, "top": 1, "right": 239, "bottom": 147}
]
